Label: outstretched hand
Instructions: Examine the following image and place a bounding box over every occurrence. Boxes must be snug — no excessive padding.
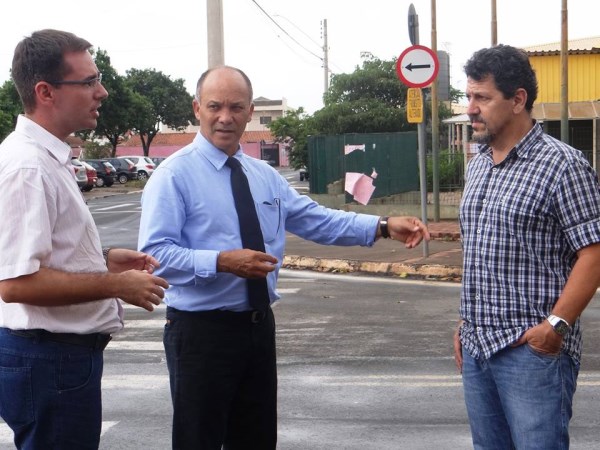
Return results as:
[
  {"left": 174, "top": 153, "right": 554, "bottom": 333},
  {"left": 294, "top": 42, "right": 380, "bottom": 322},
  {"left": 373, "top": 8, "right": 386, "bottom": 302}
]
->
[{"left": 387, "top": 216, "right": 431, "bottom": 248}]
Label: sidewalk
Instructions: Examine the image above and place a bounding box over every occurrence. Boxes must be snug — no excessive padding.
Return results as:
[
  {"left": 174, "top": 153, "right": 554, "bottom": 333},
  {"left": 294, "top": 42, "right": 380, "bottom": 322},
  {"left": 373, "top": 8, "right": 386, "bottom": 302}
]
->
[
  {"left": 85, "top": 188, "right": 463, "bottom": 282},
  {"left": 282, "top": 221, "right": 463, "bottom": 282}
]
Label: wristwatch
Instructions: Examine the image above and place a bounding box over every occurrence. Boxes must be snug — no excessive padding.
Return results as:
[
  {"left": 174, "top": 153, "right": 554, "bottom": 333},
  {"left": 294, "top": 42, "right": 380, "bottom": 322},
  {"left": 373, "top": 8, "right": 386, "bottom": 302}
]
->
[
  {"left": 379, "top": 216, "right": 390, "bottom": 239},
  {"left": 547, "top": 314, "right": 570, "bottom": 336},
  {"left": 102, "top": 247, "right": 111, "bottom": 265}
]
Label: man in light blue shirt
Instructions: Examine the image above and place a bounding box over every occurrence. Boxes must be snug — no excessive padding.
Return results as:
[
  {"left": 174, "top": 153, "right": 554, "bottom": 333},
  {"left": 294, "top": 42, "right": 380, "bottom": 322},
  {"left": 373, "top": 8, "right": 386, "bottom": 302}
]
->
[{"left": 138, "top": 65, "right": 429, "bottom": 450}]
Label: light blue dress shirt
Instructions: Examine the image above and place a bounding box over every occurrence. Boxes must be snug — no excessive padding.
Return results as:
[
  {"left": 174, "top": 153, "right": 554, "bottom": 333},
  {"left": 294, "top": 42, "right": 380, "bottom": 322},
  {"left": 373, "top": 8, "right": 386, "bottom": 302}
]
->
[{"left": 138, "top": 132, "right": 379, "bottom": 312}]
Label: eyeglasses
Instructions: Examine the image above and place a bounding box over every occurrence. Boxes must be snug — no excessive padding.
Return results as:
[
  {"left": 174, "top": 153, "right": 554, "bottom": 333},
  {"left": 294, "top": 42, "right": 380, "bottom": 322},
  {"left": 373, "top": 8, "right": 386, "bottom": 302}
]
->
[{"left": 48, "top": 73, "right": 103, "bottom": 88}]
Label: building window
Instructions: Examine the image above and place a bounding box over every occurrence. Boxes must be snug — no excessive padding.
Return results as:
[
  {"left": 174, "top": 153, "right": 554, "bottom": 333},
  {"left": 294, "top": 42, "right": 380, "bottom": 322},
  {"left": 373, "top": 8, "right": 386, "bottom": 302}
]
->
[{"left": 260, "top": 116, "right": 272, "bottom": 125}]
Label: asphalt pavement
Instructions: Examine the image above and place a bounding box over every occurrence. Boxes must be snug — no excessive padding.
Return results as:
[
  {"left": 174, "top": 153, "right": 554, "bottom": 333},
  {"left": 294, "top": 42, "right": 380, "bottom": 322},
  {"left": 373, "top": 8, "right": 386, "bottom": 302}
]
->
[{"left": 84, "top": 186, "right": 464, "bottom": 282}]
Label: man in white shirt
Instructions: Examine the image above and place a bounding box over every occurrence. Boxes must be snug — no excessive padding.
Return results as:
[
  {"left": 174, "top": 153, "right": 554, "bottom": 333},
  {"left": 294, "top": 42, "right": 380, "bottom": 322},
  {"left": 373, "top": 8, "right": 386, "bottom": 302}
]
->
[{"left": 0, "top": 29, "right": 169, "bottom": 449}]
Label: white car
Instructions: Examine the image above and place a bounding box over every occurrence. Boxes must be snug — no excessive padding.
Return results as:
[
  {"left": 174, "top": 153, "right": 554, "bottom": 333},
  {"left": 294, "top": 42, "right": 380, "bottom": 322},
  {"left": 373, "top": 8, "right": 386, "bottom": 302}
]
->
[
  {"left": 117, "top": 156, "right": 156, "bottom": 181},
  {"left": 70, "top": 158, "right": 89, "bottom": 190}
]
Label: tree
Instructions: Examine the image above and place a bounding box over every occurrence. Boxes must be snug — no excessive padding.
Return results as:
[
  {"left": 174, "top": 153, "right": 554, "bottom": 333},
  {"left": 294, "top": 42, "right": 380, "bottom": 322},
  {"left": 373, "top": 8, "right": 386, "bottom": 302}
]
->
[
  {"left": 268, "top": 55, "right": 461, "bottom": 170},
  {"left": 80, "top": 49, "right": 139, "bottom": 156},
  {"left": 0, "top": 79, "right": 22, "bottom": 142},
  {"left": 125, "top": 68, "right": 195, "bottom": 156},
  {"left": 313, "top": 57, "right": 411, "bottom": 135},
  {"left": 267, "top": 107, "right": 313, "bottom": 170}
]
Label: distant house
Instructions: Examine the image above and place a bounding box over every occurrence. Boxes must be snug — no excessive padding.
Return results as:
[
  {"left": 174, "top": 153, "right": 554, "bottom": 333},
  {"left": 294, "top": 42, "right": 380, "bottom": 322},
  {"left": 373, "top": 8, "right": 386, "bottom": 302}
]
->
[
  {"left": 66, "top": 135, "right": 86, "bottom": 158},
  {"left": 116, "top": 130, "right": 288, "bottom": 167},
  {"left": 116, "top": 96, "right": 290, "bottom": 166}
]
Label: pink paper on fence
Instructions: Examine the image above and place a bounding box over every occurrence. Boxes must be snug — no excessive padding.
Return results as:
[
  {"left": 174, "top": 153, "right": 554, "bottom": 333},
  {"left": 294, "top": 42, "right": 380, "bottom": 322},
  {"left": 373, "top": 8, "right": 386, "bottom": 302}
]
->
[{"left": 344, "top": 172, "right": 376, "bottom": 205}]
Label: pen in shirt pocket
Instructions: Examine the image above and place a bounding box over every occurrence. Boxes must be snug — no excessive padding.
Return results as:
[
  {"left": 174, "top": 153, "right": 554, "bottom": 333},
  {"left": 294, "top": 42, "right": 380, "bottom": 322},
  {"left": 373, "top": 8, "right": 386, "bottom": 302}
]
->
[{"left": 262, "top": 198, "right": 280, "bottom": 206}]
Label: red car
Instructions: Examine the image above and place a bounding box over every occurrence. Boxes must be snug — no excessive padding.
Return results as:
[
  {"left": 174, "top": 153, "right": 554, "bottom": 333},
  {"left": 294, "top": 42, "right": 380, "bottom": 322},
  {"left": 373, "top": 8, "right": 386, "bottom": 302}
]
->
[{"left": 71, "top": 158, "right": 97, "bottom": 192}]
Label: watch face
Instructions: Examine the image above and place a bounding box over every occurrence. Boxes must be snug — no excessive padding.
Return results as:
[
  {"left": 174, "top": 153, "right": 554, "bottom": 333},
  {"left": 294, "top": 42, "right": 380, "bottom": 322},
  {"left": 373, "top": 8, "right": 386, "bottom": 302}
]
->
[{"left": 555, "top": 321, "right": 569, "bottom": 335}]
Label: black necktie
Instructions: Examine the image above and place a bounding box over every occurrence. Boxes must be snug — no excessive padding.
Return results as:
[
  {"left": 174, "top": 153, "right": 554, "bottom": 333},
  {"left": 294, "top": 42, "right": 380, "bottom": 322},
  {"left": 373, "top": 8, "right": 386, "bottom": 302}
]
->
[{"left": 225, "top": 157, "right": 270, "bottom": 312}]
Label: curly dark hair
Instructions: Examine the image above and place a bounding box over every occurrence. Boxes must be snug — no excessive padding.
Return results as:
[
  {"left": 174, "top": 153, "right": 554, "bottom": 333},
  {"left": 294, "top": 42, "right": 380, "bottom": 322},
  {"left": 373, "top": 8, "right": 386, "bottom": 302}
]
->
[
  {"left": 464, "top": 44, "right": 538, "bottom": 112},
  {"left": 11, "top": 29, "right": 92, "bottom": 113}
]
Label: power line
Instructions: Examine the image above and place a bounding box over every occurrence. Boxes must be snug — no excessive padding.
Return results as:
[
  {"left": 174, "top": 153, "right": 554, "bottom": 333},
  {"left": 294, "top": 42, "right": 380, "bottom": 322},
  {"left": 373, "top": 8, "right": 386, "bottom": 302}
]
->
[
  {"left": 274, "top": 14, "right": 322, "bottom": 50},
  {"left": 250, "top": 0, "right": 323, "bottom": 63}
]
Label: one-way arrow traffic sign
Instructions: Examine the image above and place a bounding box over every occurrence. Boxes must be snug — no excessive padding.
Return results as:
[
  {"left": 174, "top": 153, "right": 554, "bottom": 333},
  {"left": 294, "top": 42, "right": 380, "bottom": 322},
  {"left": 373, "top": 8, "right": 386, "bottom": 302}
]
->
[
  {"left": 405, "top": 63, "right": 431, "bottom": 71},
  {"left": 396, "top": 45, "right": 439, "bottom": 88}
]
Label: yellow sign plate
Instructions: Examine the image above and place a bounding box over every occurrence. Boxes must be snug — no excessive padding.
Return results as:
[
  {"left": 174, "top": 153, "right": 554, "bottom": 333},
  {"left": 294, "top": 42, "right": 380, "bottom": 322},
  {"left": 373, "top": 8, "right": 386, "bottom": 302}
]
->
[{"left": 407, "top": 88, "right": 423, "bottom": 123}]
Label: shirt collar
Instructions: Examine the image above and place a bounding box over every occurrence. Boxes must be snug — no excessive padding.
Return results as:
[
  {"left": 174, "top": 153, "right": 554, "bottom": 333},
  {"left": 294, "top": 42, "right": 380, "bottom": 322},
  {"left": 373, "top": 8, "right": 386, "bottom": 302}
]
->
[
  {"left": 194, "top": 132, "right": 246, "bottom": 170},
  {"left": 15, "top": 115, "right": 73, "bottom": 165},
  {"left": 477, "top": 120, "right": 543, "bottom": 161}
]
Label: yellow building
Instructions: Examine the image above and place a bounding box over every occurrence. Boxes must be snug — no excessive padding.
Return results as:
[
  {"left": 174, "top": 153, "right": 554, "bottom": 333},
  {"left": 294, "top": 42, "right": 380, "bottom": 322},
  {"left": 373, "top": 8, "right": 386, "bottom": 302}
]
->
[
  {"left": 446, "top": 37, "right": 600, "bottom": 173},
  {"left": 524, "top": 36, "right": 600, "bottom": 103}
]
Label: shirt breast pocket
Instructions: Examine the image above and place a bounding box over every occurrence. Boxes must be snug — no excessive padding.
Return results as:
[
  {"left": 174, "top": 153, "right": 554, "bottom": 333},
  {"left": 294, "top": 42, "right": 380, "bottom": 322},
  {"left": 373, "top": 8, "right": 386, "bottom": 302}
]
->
[{"left": 257, "top": 199, "right": 281, "bottom": 243}]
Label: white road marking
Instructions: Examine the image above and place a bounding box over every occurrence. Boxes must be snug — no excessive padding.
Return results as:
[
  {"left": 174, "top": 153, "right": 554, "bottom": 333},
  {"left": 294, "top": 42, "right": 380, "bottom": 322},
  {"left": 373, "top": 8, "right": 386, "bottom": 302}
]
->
[
  {"left": 0, "top": 422, "right": 119, "bottom": 444},
  {"left": 121, "top": 320, "right": 165, "bottom": 328},
  {"left": 94, "top": 203, "right": 137, "bottom": 211},
  {"left": 276, "top": 288, "right": 300, "bottom": 294},
  {"left": 107, "top": 341, "right": 164, "bottom": 351},
  {"left": 102, "top": 375, "right": 169, "bottom": 390}
]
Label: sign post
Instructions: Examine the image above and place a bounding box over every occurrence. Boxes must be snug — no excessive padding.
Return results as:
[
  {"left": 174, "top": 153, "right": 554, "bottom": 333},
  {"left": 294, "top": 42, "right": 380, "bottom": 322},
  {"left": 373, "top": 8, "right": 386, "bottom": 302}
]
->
[{"left": 396, "top": 7, "right": 440, "bottom": 257}]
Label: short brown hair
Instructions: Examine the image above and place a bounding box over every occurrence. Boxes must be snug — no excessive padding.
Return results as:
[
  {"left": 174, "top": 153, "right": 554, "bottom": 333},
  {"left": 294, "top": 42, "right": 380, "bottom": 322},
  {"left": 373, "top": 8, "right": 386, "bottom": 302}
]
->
[{"left": 11, "top": 29, "right": 92, "bottom": 112}]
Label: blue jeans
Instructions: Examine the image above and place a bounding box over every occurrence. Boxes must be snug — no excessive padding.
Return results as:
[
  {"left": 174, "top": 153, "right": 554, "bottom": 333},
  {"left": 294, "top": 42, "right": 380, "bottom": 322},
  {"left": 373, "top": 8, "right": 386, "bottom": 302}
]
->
[
  {"left": 0, "top": 328, "right": 104, "bottom": 449},
  {"left": 462, "top": 344, "right": 579, "bottom": 450}
]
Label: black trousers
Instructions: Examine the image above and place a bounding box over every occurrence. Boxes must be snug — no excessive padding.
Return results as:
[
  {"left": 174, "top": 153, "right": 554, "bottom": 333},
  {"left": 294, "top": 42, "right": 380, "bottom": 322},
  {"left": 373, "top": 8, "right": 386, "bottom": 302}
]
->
[{"left": 164, "top": 306, "right": 277, "bottom": 450}]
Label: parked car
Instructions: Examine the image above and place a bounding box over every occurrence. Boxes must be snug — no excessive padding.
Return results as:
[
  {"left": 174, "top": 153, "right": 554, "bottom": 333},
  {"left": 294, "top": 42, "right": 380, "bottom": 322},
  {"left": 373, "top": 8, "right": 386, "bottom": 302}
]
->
[
  {"left": 80, "top": 160, "right": 97, "bottom": 192},
  {"left": 70, "top": 158, "right": 88, "bottom": 190},
  {"left": 151, "top": 157, "right": 166, "bottom": 167},
  {"left": 117, "top": 156, "right": 155, "bottom": 181},
  {"left": 105, "top": 157, "right": 139, "bottom": 184},
  {"left": 299, "top": 166, "right": 309, "bottom": 181},
  {"left": 84, "top": 159, "right": 116, "bottom": 187}
]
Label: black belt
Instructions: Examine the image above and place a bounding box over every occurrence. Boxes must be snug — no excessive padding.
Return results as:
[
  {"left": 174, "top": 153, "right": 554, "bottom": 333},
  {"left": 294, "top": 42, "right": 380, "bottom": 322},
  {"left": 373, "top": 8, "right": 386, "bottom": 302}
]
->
[
  {"left": 167, "top": 306, "right": 269, "bottom": 324},
  {"left": 7, "top": 329, "right": 112, "bottom": 350}
]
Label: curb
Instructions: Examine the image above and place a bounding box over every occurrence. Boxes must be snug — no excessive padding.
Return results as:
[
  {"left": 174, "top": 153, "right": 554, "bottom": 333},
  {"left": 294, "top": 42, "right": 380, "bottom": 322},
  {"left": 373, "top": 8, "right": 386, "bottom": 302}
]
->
[{"left": 282, "top": 255, "right": 463, "bottom": 282}]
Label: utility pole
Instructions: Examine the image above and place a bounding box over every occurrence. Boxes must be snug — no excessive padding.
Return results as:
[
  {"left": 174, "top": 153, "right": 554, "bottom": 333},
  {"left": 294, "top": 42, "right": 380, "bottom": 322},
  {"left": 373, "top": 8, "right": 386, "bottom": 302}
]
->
[
  {"left": 322, "top": 19, "right": 329, "bottom": 94},
  {"left": 207, "top": 0, "right": 225, "bottom": 68},
  {"left": 430, "top": 0, "right": 440, "bottom": 222},
  {"left": 491, "top": 0, "right": 497, "bottom": 45},
  {"left": 560, "top": 0, "right": 569, "bottom": 143}
]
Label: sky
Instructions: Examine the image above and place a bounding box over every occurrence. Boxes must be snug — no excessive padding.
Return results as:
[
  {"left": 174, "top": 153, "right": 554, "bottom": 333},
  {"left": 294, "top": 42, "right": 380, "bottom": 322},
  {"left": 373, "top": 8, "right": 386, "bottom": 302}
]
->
[{"left": 0, "top": 0, "right": 598, "bottom": 114}]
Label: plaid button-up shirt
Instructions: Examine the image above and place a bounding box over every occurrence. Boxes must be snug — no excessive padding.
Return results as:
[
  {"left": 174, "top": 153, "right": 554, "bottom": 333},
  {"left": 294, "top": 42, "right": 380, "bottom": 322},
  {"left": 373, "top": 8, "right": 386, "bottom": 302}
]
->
[{"left": 459, "top": 122, "right": 600, "bottom": 362}]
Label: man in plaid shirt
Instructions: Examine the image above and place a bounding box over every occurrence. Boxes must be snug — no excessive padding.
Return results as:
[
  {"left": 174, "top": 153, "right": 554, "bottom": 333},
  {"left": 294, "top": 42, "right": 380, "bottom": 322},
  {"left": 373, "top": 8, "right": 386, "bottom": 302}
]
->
[{"left": 453, "top": 44, "right": 600, "bottom": 449}]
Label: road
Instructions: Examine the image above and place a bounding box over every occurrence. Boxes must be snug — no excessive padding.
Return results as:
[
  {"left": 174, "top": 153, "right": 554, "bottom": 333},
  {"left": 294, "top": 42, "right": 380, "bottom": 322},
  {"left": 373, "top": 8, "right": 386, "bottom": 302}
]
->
[
  {"left": 2, "top": 270, "right": 596, "bottom": 449},
  {"left": 0, "top": 185, "right": 598, "bottom": 449}
]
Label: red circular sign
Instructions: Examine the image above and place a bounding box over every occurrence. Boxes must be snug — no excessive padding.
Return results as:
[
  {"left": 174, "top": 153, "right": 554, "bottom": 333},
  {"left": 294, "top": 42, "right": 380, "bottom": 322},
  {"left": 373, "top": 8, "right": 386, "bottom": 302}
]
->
[{"left": 396, "top": 45, "right": 439, "bottom": 88}]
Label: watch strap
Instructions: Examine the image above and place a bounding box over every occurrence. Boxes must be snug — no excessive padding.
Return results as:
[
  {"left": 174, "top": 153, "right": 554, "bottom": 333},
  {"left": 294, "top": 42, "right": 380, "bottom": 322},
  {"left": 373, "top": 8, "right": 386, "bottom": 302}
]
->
[{"left": 379, "top": 216, "right": 390, "bottom": 239}]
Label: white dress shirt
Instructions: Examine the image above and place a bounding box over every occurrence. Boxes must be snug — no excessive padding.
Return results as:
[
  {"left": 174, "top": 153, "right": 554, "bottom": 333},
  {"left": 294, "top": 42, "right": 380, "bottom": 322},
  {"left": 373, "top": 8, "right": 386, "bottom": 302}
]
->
[{"left": 0, "top": 115, "right": 123, "bottom": 334}]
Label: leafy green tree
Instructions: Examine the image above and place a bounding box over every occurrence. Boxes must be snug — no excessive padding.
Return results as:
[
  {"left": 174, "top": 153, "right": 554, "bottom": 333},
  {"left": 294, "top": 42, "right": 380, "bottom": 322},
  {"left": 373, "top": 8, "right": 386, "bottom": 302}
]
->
[
  {"left": 268, "top": 55, "right": 461, "bottom": 170},
  {"left": 313, "top": 57, "right": 411, "bottom": 134},
  {"left": 82, "top": 49, "right": 141, "bottom": 156},
  {"left": 125, "top": 68, "right": 194, "bottom": 156},
  {"left": 267, "top": 107, "right": 314, "bottom": 170},
  {"left": 0, "top": 79, "right": 22, "bottom": 142}
]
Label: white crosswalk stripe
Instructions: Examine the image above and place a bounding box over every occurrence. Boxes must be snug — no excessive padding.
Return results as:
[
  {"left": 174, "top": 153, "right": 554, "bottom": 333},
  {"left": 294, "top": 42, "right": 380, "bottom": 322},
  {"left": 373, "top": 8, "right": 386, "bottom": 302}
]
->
[{"left": 0, "top": 422, "right": 118, "bottom": 446}]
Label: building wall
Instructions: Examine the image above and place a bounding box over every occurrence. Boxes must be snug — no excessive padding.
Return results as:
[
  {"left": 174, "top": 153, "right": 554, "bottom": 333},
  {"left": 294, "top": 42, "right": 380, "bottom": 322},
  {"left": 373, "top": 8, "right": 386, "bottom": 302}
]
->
[
  {"left": 530, "top": 53, "right": 600, "bottom": 103},
  {"left": 161, "top": 97, "right": 288, "bottom": 133}
]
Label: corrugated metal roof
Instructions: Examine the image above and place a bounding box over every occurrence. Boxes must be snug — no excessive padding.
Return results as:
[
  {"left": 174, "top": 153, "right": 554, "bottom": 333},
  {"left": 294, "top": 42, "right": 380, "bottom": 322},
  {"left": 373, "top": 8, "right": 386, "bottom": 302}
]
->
[
  {"left": 443, "top": 101, "right": 600, "bottom": 124},
  {"left": 523, "top": 36, "right": 600, "bottom": 55},
  {"left": 532, "top": 101, "right": 600, "bottom": 120}
]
